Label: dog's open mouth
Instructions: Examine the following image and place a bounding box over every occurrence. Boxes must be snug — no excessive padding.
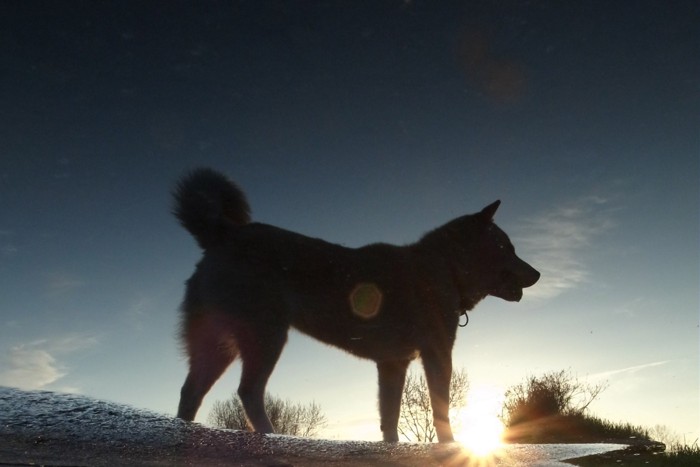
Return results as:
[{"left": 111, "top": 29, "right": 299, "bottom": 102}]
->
[
  {"left": 490, "top": 265, "right": 540, "bottom": 302},
  {"left": 490, "top": 271, "right": 526, "bottom": 302},
  {"left": 490, "top": 284, "right": 524, "bottom": 302}
]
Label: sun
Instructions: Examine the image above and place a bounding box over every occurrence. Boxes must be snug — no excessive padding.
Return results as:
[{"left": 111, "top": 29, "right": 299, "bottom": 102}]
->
[{"left": 452, "top": 385, "right": 505, "bottom": 457}]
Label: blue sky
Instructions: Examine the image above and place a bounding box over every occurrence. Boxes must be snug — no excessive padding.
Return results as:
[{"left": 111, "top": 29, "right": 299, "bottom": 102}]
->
[{"left": 1, "top": 1, "right": 698, "bottom": 442}]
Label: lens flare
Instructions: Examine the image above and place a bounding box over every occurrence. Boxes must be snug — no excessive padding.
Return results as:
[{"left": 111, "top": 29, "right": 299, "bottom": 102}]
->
[
  {"left": 349, "top": 282, "right": 382, "bottom": 319},
  {"left": 453, "top": 385, "right": 505, "bottom": 457}
]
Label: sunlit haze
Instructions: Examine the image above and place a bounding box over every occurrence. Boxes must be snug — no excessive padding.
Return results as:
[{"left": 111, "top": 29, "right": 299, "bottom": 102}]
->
[{"left": 453, "top": 385, "right": 505, "bottom": 456}]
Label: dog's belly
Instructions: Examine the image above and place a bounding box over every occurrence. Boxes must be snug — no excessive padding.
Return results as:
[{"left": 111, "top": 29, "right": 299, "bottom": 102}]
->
[
  {"left": 293, "top": 319, "right": 420, "bottom": 361},
  {"left": 343, "top": 334, "right": 420, "bottom": 361},
  {"left": 287, "top": 296, "right": 421, "bottom": 362}
]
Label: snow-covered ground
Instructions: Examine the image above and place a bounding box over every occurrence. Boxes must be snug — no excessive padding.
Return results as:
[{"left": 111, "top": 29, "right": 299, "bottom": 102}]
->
[{"left": 0, "top": 387, "right": 625, "bottom": 466}]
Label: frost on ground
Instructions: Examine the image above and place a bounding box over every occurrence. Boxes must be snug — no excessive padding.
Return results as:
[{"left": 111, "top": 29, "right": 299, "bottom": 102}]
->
[{"left": 0, "top": 387, "right": 624, "bottom": 466}]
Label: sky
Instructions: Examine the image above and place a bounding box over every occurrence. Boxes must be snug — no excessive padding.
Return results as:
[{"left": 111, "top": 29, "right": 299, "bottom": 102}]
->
[{"left": 1, "top": 0, "right": 698, "bottom": 443}]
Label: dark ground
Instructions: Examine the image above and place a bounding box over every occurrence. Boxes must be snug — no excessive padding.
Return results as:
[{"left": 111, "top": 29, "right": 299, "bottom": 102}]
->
[
  {"left": 1, "top": 388, "right": 635, "bottom": 466},
  {"left": 0, "top": 431, "right": 637, "bottom": 467}
]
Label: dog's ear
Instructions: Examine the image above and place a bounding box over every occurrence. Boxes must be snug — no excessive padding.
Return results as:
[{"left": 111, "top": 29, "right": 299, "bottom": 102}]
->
[{"left": 479, "top": 200, "right": 501, "bottom": 221}]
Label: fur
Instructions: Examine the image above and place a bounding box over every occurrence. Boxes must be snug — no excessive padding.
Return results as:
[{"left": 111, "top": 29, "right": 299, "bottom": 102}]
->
[{"left": 173, "top": 168, "right": 539, "bottom": 442}]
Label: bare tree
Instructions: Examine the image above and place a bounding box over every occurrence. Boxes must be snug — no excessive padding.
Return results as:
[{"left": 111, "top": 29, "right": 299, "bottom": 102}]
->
[
  {"left": 502, "top": 369, "right": 608, "bottom": 427},
  {"left": 208, "top": 392, "right": 326, "bottom": 438},
  {"left": 648, "top": 424, "right": 681, "bottom": 447},
  {"left": 208, "top": 395, "right": 248, "bottom": 431},
  {"left": 398, "top": 368, "right": 469, "bottom": 442}
]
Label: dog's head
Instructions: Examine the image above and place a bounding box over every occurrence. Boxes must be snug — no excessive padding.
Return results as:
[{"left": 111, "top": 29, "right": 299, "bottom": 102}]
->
[
  {"left": 432, "top": 201, "right": 539, "bottom": 309},
  {"left": 474, "top": 201, "right": 540, "bottom": 302}
]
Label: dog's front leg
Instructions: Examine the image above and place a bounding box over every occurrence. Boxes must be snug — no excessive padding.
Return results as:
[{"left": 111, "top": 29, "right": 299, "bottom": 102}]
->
[
  {"left": 422, "top": 352, "right": 454, "bottom": 443},
  {"left": 376, "top": 359, "right": 411, "bottom": 442}
]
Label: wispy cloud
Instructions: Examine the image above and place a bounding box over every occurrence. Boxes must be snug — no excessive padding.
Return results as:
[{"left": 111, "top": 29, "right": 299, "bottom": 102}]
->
[
  {"left": 612, "top": 297, "right": 646, "bottom": 318},
  {"left": 45, "top": 271, "right": 86, "bottom": 294},
  {"left": 514, "top": 195, "right": 616, "bottom": 300},
  {"left": 1, "top": 244, "right": 18, "bottom": 257},
  {"left": 588, "top": 360, "right": 670, "bottom": 382},
  {"left": 0, "top": 335, "right": 98, "bottom": 390},
  {"left": 0, "top": 346, "right": 64, "bottom": 389},
  {"left": 125, "top": 297, "right": 151, "bottom": 332}
]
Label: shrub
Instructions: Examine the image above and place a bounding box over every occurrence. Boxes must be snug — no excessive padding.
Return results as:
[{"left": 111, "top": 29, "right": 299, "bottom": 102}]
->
[{"left": 503, "top": 369, "right": 607, "bottom": 427}]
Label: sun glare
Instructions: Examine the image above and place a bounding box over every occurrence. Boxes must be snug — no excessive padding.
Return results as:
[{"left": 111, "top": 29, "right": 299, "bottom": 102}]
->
[{"left": 453, "top": 385, "right": 505, "bottom": 457}]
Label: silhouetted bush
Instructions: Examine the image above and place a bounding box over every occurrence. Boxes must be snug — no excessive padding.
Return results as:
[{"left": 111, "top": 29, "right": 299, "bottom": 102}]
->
[
  {"left": 500, "top": 369, "right": 647, "bottom": 443},
  {"left": 502, "top": 369, "right": 607, "bottom": 428}
]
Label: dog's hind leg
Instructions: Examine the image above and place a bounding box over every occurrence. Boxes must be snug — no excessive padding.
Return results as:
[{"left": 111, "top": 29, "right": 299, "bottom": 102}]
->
[
  {"left": 236, "top": 323, "right": 288, "bottom": 433},
  {"left": 422, "top": 351, "right": 455, "bottom": 443},
  {"left": 377, "top": 359, "right": 411, "bottom": 442},
  {"left": 177, "top": 313, "right": 238, "bottom": 421}
]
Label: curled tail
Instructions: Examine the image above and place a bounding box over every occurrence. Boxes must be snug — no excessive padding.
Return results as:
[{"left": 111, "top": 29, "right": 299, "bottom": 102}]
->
[{"left": 172, "top": 168, "right": 251, "bottom": 250}]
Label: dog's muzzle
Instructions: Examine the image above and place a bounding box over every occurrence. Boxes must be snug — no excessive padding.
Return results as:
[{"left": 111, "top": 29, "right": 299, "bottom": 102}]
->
[{"left": 491, "top": 260, "right": 540, "bottom": 302}]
